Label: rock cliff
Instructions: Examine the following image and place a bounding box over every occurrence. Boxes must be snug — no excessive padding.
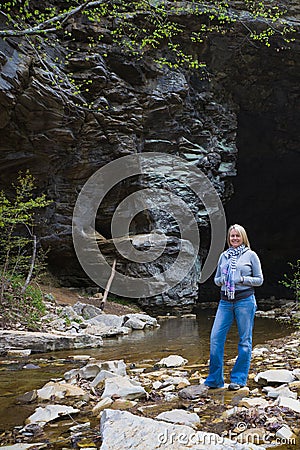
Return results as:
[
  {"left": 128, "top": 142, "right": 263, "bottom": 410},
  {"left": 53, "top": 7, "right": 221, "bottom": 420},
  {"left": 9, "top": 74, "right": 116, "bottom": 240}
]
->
[{"left": 0, "top": 2, "right": 299, "bottom": 311}]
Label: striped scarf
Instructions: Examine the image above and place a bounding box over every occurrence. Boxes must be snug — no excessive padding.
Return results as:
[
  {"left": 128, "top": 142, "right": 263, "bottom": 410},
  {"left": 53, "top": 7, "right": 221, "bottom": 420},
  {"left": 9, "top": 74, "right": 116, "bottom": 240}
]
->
[{"left": 223, "top": 244, "right": 245, "bottom": 299}]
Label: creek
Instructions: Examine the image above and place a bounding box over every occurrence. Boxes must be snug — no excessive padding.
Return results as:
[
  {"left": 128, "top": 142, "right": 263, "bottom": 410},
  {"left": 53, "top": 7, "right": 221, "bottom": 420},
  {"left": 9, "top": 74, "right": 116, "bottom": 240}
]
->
[{"left": 0, "top": 309, "right": 294, "bottom": 434}]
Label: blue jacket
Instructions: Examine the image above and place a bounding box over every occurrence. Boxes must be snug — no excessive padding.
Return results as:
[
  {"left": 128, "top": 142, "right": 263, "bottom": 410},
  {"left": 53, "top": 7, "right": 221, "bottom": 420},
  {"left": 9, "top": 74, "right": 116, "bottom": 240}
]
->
[{"left": 214, "top": 246, "right": 263, "bottom": 293}]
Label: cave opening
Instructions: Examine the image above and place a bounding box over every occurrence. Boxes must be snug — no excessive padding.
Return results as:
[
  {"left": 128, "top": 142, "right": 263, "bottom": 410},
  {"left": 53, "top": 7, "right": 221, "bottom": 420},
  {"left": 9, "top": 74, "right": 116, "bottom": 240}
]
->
[{"left": 225, "top": 110, "right": 300, "bottom": 299}]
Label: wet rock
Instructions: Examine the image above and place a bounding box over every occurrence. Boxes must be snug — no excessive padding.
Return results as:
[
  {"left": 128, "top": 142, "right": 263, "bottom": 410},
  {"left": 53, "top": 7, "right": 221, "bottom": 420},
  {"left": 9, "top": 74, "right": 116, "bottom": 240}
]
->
[
  {"left": 37, "top": 381, "right": 86, "bottom": 400},
  {"left": 101, "top": 375, "right": 147, "bottom": 400},
  {"left": 92, "top": 397, "right": 113, "bottom": 415},
  {"left": 69, "top": 421, "right": 91, "bottom": 432},
  {"left": 25, "top": 404, "right": 79, "bottom": 426},
  {"left": 157, "top": 355, "right": 188, "bottom": 368},
  {"left": 110, "top": 399, "right": 138, "bottom": 410},
  {"left": 23, "top": 363, "right": 40, "bottom": 370},
  {"left": 100, "top": 409, "right": 265, "bottom": 449},
  {"left": 178, "top": 384, "right": 209, "bottom": 399},
  {"left": 156, "top": 409, "right": 200, "bottom": 429},
  {"left": 254, "top": 369, "right": 296, "bottom": 385},
  {"left": 16, "top": 390, "right": 38, "bottom": 404}
]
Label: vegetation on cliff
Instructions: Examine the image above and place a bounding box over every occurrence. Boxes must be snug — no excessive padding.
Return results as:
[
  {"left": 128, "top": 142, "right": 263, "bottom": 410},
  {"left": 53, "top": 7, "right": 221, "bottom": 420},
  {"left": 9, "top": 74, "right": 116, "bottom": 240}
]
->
[
  {"left": 0, "top": 1, "right": 296, "bottom": 109},
  {"left": 0, "top": 172, "right": 51, "bottom": 329}
]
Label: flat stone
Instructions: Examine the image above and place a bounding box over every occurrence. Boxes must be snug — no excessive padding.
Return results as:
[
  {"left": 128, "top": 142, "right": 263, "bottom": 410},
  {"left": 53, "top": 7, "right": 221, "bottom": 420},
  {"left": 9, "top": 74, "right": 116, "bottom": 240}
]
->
[
  {"left": 276, "top": 425, "right": 295, "bottom": 440},
  {"left": 7, "top": 349, "right": 31, "bottom": 357},
  {"left": 37, "top": 381, "right": 86, "bottom": 400},
  {"left": 91, "top": 369, "right": 118, "bottom": 387},
  {"left": 110, "top": 399, "right": 137, "bottom": 410},
  {"left": 123, "top": 313, "right": 158, "bottom": 327},
  {"left": 64, "top": 359, "right": 126, "bottom": 381},
  {"left": 254, "top": 369, "right": 296, "bottom": 385},
  {"left": 92, "top": 397, "right": 113, "bottom": 415},
  {"left": 178, "top": 384, "right": 209, "bottom": 399},
  {"left": 277, "top": 396, "right": 300, "bottom": 413},
  {"left": 69, "top": 355, "right": 91, "bottom": 361},
  {"left": 161, "top": 376, "right": 190, "bottom": 388},
  {"left": 86, "top": 314, "right": 123, "bottom": 328},
  {"left": 26, "top": 404, "right": 79, "bottom": 426},
  {"left": 157, "top": 355, "right": 188, "bottom": 368},
  {"left": 252, "top": 347, "right": 269, "bottom": 357},
  {"left": 262, "top": 385, "right": 297, "bottom": 399},
  {"left": 69, "top": 421, "right": 91, "bottom": 432},
  {"left": 101, "top": 375, "right": 147, "bottom": 400},
  {"left": 152, "top": 381, "right": 163, "bottom": 389},
  {"left": 0, "top": 330, "right": 103, "bottom": 354},
  {"left": 156, "top": 409, "right": 200, "bottom": 429}
]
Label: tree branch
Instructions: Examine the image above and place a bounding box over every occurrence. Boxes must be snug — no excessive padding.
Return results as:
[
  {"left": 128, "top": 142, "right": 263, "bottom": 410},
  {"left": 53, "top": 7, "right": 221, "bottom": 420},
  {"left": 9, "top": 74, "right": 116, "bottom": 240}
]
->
[
  {"left": 21, "top": 234, "right": 37, "bottom": 294},
  {"left": 100, "top": 258, "right": 117, "bottom": 310},
  {"left": 0, "top": 0, "right": 105, "bottom": 37}
]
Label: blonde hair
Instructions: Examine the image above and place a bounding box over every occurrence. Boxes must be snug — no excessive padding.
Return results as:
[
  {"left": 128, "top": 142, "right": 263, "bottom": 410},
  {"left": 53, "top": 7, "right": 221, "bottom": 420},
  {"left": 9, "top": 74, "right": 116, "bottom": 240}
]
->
[{"left": 227, "top": 224, "right": 251, "bottom": 248}]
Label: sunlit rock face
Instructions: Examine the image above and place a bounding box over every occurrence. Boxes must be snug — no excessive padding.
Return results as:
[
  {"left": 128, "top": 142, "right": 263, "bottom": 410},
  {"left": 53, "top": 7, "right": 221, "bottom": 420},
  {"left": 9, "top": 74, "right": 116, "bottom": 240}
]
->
[{"left": 0, "top": 3, "right": 299, "bottom": 310}]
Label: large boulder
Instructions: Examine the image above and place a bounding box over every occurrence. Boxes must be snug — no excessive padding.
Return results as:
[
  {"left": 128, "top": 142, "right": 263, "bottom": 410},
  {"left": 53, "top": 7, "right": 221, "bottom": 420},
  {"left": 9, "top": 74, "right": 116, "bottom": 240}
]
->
[
  {"left": 0, "top": 330, "right": 103, "bottom": 354},
  {"left": 156, "top": 409, "right": 200, "bottom": 429},
  {"left": 100, "top": 409, "right": 265, "bottom": 449}
]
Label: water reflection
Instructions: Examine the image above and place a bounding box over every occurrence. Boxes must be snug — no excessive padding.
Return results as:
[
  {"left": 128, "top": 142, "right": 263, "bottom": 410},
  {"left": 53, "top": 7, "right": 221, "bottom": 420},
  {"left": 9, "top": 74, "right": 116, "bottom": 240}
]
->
[
  {"left": 0, "top": 311, "right": 293, "bottom": 431},
  {"left": 73, "top": 310, "right": 291, "bottom": 365}
]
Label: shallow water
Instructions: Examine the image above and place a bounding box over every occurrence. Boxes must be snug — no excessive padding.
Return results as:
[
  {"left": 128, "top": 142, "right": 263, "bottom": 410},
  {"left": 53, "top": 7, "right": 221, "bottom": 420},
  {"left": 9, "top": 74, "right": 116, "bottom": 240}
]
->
[{"left": 0, "top": 310, "right": 293, "bottom": 433}]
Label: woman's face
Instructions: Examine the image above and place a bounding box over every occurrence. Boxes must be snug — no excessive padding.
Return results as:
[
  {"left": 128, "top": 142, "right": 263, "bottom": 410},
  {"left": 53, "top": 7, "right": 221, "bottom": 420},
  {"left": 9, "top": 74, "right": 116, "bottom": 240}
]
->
[{"left": 229, "top": 229, "right": 243, "bottom": 248}]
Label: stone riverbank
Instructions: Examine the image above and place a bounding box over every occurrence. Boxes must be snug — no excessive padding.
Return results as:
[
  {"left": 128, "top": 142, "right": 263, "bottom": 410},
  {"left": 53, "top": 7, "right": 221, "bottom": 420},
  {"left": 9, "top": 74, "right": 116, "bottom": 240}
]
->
[{"left": 0, "top": 324, "right": 299, "bottom": 449}]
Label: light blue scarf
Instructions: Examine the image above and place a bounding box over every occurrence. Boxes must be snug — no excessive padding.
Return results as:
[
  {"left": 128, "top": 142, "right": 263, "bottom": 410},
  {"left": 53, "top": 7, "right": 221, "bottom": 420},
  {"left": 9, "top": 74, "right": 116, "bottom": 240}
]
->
[{"left": 223, "top": 244, "right": 245, "bottom": 299}]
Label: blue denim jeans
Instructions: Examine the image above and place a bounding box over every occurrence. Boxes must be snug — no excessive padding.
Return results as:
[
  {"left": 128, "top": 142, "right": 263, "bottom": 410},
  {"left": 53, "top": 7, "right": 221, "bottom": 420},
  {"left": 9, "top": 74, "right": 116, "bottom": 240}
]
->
[{"left": 204, "top": 295, "right": 257, "bottom": 388}]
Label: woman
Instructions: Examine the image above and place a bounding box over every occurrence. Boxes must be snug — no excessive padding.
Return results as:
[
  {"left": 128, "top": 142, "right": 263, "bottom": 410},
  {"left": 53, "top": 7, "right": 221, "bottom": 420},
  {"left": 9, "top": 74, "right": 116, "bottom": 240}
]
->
[{"left": 204, "top": 224, "right": 263, "bottom": 390}]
